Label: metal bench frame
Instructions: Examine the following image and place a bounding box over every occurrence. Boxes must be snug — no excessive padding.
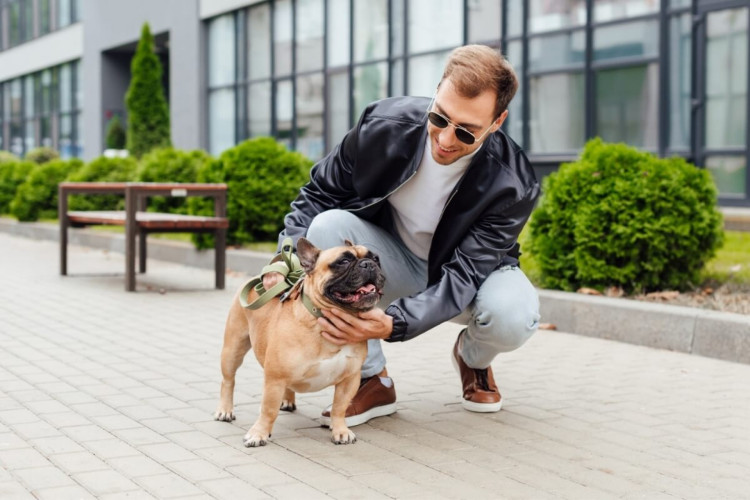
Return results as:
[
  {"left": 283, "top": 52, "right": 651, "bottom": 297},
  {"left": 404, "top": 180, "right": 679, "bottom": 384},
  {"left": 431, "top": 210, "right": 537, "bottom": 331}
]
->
[{"left": 59, "top": 182, "right": 229, "bottom": 291}]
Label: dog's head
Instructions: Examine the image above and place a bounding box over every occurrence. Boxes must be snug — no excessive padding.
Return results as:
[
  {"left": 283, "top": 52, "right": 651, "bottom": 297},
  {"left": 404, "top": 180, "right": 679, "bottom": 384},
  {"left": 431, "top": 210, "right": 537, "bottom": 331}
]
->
[{"left": 297, "top": 237, "right": 385, "bottom": 312}]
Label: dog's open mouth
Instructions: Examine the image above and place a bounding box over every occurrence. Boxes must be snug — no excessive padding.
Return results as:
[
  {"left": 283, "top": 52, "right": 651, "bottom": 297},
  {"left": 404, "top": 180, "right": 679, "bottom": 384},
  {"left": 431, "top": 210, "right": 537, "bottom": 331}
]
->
[{"left": 332, "top": 283, "right": 382, "bottom": 304}]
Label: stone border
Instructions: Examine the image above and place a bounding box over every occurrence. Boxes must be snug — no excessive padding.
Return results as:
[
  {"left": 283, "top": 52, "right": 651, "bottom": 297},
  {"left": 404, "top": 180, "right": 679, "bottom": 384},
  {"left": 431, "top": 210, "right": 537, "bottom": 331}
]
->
[{"left": 3, "top": 217, "right": 749, "bottom": 364}]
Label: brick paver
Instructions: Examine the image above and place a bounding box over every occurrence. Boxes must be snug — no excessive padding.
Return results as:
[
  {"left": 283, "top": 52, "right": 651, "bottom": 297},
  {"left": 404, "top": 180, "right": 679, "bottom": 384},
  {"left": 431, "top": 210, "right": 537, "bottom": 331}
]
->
[{"left": 1, "top": 232, "right": 749, "bottom": 499}]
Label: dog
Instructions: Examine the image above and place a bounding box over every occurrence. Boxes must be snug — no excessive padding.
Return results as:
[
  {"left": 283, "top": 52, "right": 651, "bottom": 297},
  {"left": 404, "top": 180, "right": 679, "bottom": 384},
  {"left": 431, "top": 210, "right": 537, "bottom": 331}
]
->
[{"left": 214, "top": 237, "right": 385, "bottom": 447}]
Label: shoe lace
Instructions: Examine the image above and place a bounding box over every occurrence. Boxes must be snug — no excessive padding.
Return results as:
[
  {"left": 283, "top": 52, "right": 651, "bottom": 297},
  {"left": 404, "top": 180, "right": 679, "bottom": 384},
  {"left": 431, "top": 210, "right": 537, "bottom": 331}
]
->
[{"left": 473, "top": 368, "right": 491, "bottom": 391}]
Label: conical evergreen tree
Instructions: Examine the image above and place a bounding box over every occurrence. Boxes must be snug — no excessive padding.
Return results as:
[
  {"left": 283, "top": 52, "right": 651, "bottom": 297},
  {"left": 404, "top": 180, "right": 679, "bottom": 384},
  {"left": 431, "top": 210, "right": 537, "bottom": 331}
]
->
[{"left": 125, "top": 23, "right": 171, "bottom": 157}]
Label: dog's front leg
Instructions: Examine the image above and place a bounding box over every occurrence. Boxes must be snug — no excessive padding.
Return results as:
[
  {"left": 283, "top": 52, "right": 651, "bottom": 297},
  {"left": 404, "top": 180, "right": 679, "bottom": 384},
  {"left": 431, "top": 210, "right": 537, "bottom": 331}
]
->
[
  {"left": 281, "top": 388, "right": 296, "bottom": 411},
  {"left": 244, "top": 377, "right": 285, "bottom": 447},
  {"left": 329, "top": 373, "right": 360, "bottom": 444}
]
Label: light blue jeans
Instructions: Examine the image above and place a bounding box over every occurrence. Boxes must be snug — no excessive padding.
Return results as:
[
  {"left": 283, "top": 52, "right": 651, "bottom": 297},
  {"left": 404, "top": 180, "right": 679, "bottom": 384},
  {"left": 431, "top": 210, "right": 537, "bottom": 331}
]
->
[{"left": 306, "top": 210, "right": 540, "bottom": 377}]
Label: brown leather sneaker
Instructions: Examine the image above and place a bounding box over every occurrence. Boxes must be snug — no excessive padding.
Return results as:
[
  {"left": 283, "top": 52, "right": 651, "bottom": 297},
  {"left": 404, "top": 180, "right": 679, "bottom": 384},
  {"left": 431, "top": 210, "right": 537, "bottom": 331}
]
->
[
  {"left": 320, "top": 375, "right": 397, "bottom": 427},
  {"left": 452, "top": 330, "right": 503, "bottom": 412}
]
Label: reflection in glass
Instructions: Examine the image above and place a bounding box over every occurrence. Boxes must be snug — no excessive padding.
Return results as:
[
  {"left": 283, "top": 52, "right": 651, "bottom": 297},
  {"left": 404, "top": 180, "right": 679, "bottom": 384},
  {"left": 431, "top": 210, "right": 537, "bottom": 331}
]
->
[
  {"left": 59, "top": 0, "right": 71, "bottom": 28},
  {"left": 705, "top": 156, "right": 746, "bottom": 198},
  {"left": 296, "top": 73, "right": 324, "bottom": 160},
  {"left": 327, "top": 0, "right": 350, "bottom": 67},
  {"left": 408, "top": 52, "right": 450, "bottom": 97},
  {"left": 669, "top": 0, "right": 690, "bottom": 9},
  {"left": 276, "top": 79, "right": 293, "bottom": 149},
  {"left": 593, "top": 0, "right": 658, "bottom": 23},
  {"left": 530, "top": 73, "right": 585, "bottom": 153},
  {"left": 391, "top": 59, "right": 405, "bottom": 97},
  {"left": 354, "top": 63, "right": 387, "bottom": 124},
  {"left": 274, "top": 0, "right": 293, "bottom": 76},
  {"left": 506, "top": 0, "right": 523, "bottom": 38},
  {"left": 594, "top": 20, "right": 659, "bottom": 61},
  {"left": 468, "top": 0, "right": 500, "bottom": 43},
  {"left": 59, "top": 114, "right": 72, "bottom": 159},
  {"left": 209, "top": 88, "right": 235, "bottom": 156},
  {"left": 354, "top": 0, "right": 388, "bottom": 63},
  {"left": 248, "top": 81, "right": 272, "bottom": 137},
  {"left": 408, "top": 0, "right": 462, "bottom": 53},
  {"left": 529, "top": 0, "right": 586, "bottom": 34},
  {"left": 296, "top": 0, "right": 324, "bottom": 72},
  {"left": 705, "top": 9, "right": 748, "bottom": 149},
  {"left": 208, "top": 15, "right": 235, "bottom": 87},
  {"left": 669, "top": 14, "right": 691, "bottom": 150},
  {"left": 391, "top": 0, "right": 405, "bottom": 57},
  {"left": 505, "top": 41, "right": 523, "bottom": 146},
  {"left": 24, "top": 76, "right": 34, "bottom": 119},
  {"left": 327, "top": 72, "right": 350, "bottom": 148},
  {"left": 59, "top": 64, "right": 72, "bottom": 113},
  {"left": 40, "top": 0, "right": 51, "bottom": 35},
  {"left": 528, "top": 31, "right": 585, "bottom": 71},
  {"left": 596, "top": 64, "right": 659, "bottom": 149},
  {"left": 248, "top": 4, "right": 271, "bottom": 80}
]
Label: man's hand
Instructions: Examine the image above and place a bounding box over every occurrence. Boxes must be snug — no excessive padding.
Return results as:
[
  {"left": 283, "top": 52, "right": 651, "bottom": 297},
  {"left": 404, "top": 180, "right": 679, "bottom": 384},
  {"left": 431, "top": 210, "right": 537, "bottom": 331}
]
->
[
  {"left": 318, "top": 307, "right": 393, "bottom": 345},
  {"left": 262, "top": 271, "right": 283, "bottom": 290}
]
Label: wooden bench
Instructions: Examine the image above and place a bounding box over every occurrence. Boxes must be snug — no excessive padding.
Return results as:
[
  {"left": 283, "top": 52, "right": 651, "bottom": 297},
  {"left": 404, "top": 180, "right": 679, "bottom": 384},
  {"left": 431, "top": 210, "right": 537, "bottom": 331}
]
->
[{"left": 59, "top": 182, "right": 229, "bottom": 291}]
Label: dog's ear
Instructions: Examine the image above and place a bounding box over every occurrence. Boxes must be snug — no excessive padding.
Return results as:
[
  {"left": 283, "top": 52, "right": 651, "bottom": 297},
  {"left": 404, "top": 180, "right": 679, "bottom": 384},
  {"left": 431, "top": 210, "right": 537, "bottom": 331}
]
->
[
  {"left": 296, "top": 237, "right": 320, "bottom": 274},
  {"left": 344, "top": 239, "right": 354, "bottom": 247}
]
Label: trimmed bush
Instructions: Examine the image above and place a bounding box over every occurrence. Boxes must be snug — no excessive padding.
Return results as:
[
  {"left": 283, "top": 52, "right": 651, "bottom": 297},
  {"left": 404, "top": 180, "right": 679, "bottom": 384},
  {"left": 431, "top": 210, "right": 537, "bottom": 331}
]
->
[
  {"left": 136, "top": 148, "right": 211, "bottom": 213},
  {"left": 25, "top": 147, "right": 60, "bottom": 164},
  {"left": 0, "top": 160, "right": 35, "bottom": 214},
  {"left": 10, "top": 159, "right": 84, "bottom": 221},
  {"left": 192, "top": 137, "right": 312, "bottom": 247},
  {"left": 125, "top": 23, "right": 171, "bottom": 158},
  {"left": 0, "top": 150, "right": 20, "bottom": 163},
  {"left": 527, "top": 138, "right": 724, "bottom": 293},
  {"left": 66, "top": 156, "right": 138, "bottom": 211},
  {"left": 105, "top": 114, "right": 127, "bottom": 150}
]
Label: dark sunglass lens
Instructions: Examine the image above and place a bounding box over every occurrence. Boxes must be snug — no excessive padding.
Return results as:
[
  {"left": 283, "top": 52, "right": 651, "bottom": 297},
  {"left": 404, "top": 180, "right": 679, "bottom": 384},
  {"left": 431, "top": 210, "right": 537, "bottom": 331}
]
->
[
  {"left": 454, "top": 129, "right": 475, "bottom": 145},
  {"left": 428, "top": 112, "right": 448, "bottom": 128}
]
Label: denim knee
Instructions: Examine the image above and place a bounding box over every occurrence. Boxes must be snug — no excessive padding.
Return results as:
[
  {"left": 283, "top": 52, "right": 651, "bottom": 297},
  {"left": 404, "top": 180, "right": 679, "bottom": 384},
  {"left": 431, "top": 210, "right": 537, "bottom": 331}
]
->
[{"left": 306, "top": 210, "right": 359, "bottom": 248}]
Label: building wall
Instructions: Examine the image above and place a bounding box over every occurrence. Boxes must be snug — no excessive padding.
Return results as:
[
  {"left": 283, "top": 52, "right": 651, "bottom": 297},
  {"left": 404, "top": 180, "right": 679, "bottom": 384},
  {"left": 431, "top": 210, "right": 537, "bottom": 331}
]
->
[
  {"left": 80, "top": 0, "right": 202, "bottom": 159},
  {"left": 0, "top": 23, "right": 82, "bottom": 82}
]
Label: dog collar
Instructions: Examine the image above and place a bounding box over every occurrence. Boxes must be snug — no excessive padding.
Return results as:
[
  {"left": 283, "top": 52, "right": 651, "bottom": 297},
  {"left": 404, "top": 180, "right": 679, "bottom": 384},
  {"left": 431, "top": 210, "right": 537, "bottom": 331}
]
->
[{"left": 301, "top": 286, "right": 323, "bottom": 318}]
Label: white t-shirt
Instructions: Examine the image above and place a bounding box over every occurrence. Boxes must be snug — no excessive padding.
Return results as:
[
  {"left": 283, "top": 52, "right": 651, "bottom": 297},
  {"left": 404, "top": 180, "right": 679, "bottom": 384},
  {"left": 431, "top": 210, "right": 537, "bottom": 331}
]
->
[{"left": 388, "top": 137, "right": 480, "bottom": 260}]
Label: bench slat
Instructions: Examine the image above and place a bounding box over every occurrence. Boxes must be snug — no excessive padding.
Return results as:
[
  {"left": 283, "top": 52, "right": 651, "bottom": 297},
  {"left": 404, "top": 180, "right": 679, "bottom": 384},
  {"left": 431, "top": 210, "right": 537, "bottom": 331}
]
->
[{"left": 68, "top": 211, "right": 229, "bottom": 229}]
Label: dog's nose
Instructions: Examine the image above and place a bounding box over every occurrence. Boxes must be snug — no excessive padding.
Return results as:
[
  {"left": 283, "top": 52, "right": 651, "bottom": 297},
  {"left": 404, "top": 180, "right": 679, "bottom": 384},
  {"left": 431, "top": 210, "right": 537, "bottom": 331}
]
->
[{"left": 359, "top": 260, "right": 374, "bottom": 270}]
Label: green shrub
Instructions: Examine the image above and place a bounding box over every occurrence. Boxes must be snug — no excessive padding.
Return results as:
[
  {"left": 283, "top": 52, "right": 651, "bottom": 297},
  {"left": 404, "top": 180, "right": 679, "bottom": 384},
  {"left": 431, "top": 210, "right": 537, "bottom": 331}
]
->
[
  {"left": 66, "top": 156, "right": 138, "bottom": 211},
  {"left": 105, "top": 114, "right": 127, "bottom": 150},
  {"left": 136, "top": 148, "right": 211, "bottom": 213},
  {"left": 527, "top": 138, "right": 724, "bottom": 293},
  {"left": 25, "top": 147, "right": 60, "bottom": 164},
  {"left": 125, "top": 23, "right": 171, "bottom": 158},
  {"left": 191, "top": 137, "right": 312, "bottom": 247},
  {"left": 0, "top": 150, "right": 20, "bottom": 163},
  {"left": 10, "top": 159, "right": 84, "bottom": 221},
  {"left": 0, "top": 160, "right": 35, "bottom": 214}
]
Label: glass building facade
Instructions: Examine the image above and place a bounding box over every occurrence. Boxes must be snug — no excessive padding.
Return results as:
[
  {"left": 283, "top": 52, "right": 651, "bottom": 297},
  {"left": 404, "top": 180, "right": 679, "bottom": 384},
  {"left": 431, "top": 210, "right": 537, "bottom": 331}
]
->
[
  {"left": 0, "top": 60, "right": 83, "bottom": 158},
  {"left": 207, "top": 0, "right": 750, "bottom": 206},
  {"left": 0, "top": 0, "right": 82, "bottom": 50}
]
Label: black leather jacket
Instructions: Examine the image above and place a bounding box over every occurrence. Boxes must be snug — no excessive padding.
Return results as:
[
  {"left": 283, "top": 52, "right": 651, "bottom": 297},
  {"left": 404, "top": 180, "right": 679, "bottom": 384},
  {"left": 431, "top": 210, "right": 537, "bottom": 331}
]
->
[{"left": 280, "top": 96, "right": 539, "bottom": 342}]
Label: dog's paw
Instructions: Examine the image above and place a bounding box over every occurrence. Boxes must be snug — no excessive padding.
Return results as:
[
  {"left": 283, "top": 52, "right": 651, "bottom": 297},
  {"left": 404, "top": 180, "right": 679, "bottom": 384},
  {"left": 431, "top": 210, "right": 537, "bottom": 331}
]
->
[
  {"left": 280, "top": 400, "right": 296, "bottom": 412},
  {"left": 214, "top": 409, "right": 236, "bottom": 422},
  {"left": 243, "top": 431, "right": 270, "bottom": 448},
  {"left": 331, "top": 428, "right": 357, "bottom": 445}
]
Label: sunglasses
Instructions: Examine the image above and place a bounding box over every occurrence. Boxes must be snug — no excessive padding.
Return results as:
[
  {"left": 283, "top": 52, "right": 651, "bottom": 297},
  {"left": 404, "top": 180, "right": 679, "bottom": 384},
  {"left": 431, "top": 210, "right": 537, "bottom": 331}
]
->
[{"left": 426, "top": 97, "right": 497, "bottom": 145}]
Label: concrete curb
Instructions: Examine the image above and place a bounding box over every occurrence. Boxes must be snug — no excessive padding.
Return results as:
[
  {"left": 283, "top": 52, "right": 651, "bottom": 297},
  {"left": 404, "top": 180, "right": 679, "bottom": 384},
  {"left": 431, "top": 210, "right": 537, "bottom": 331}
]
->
[{"left": 3, "top": 217, "right": 749, "bottom": 365}]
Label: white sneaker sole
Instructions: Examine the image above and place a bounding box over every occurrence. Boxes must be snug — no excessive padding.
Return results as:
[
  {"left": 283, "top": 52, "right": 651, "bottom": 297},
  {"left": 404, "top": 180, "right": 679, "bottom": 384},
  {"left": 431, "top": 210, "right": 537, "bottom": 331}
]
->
[
  {"left": 451, "top": 347, "right": 503, "bottom": 413},
  {"left": 320, "top": 402, "right": 397, "bottom": 428}
]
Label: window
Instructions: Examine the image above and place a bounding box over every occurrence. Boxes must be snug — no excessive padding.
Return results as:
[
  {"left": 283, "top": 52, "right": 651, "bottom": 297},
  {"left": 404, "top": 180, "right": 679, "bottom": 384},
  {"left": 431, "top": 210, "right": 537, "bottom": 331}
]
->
[
  {"left": 207, "top": 14, "right": 236, "bottom": 155},
  {"left": 408, "top": 0, "right": 462, "bottom": 54},
  {"left": 274, "top": 0, "right": 293, "bottom": 76},
  {"left": 594, "top": 19, "right": 659, "bottom": 62},
  {"left": 596, "top": 64, "right": 659, "bottom": 150},
  {"left": 295, "top": 0, "right": 323, "bottom": 72},
  {"left": 296, "top": 73, "right": 324, "bottom": 160},
  {"left": 669, "top": 13, "right": 691, "bottom": 151},
  {"left": 593, "top": 0, "right": 659, "bottom": 23},
  {"left": 529, "top": 0, "right": 586, "bottom": 34},
  {"left": 468, "top": 0, "right": 501, "bottom": 43},
  {"left": 354, "top": 0, "right": 388, "bottom": 63},
  {"left": 327, "top": 0, "right": 349, "bottom": 67},
  {"left": 530, "top": 73, "right": 586, "bottom": 153},
  {"left": 354, "top": 62, "right": 387, "bottom": 122}
]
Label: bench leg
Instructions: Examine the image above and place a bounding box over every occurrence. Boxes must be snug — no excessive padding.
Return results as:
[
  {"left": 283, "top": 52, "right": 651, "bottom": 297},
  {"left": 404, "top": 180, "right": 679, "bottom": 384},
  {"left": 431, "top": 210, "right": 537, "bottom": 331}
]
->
[
  {"left": 125, "top": 191, "right": 137, "bottom": 292},
  {"left": 215, "top": 228, "right": 226, "bottom": 289},
  {"left": 139, "top": 230, "right": 147, "bottom": 274},
  {"left": 60, "top": 217, "right": 68, "bottom": 276}
]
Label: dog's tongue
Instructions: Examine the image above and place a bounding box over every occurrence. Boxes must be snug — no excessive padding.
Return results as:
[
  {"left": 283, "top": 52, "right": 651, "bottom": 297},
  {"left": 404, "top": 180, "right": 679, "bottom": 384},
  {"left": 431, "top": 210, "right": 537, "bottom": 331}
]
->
[{"left": 356, "top": 284, "right": 377, "bottom": 295}]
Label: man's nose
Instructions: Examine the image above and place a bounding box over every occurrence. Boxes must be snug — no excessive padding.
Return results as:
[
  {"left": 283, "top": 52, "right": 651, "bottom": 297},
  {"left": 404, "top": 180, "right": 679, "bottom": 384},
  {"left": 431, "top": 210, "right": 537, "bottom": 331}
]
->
[{"left": 438, "top": 125, "right": 458, "bottom": 146}]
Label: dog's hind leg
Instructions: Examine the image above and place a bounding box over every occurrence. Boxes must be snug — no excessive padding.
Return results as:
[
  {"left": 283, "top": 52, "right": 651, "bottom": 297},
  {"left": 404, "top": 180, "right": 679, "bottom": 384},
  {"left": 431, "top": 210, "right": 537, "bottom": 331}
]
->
[
  {"left": 280, "top": 388, "right": 296, "bottom": 411},
  {"left": 215, "top": 303, "right": 252, "bottom": 422},
  {"left": 244, "top": 378, "right": 286, "bottom": 447}
]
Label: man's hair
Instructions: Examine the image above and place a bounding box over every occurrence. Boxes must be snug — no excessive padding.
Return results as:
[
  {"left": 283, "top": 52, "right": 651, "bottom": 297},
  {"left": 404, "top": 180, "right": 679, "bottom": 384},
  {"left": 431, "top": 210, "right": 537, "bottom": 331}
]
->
[{"left": 439, "top": 45, "right": 518, "bottom": 118}]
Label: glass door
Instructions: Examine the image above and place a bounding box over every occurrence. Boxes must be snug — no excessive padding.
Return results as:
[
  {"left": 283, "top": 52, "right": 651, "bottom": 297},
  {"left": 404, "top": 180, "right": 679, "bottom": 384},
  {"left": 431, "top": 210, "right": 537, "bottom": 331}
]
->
[{"left": 695, "top": 5, "right": 749, "bottom": 204}]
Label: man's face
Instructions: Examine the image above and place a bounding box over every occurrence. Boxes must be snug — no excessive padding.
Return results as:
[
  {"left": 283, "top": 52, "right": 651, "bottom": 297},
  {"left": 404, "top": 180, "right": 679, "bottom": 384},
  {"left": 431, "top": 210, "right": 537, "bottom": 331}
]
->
[{"left": 427, "top": 79, "right": 508, "bottom": 166}]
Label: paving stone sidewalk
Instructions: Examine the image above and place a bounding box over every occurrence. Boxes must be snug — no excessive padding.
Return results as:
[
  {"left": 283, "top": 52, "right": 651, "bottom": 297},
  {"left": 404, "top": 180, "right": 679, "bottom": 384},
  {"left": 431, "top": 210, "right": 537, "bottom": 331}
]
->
[{"left": 0, "top": 232, "right": 749, "bottom": 499}]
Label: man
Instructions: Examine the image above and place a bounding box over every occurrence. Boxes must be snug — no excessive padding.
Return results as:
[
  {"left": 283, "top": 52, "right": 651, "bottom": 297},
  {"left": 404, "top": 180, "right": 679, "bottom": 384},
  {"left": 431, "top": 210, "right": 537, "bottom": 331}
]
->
[{"left": 266, "top": 44, "right": 540, "bottom": 426}]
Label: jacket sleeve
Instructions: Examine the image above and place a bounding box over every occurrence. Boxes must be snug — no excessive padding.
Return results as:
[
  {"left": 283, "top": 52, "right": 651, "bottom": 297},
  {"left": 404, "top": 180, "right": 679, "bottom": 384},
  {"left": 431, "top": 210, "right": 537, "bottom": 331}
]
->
[
  {"left": 384, "top": 183, "right": 539, "bottom": 342},
  {"left": 278, "top": 124, "right": 359, "bottom": 249}
]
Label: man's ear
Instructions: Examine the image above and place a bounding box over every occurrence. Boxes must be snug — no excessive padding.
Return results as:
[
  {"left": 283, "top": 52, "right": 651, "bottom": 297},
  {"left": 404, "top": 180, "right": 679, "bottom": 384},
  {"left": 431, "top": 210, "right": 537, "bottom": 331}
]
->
[
  {"left": 296, "top": 237, "right": 320, "bottom": 274},
  {"left": 493, "top": 109, "right": 509, "bottom": 131}
]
